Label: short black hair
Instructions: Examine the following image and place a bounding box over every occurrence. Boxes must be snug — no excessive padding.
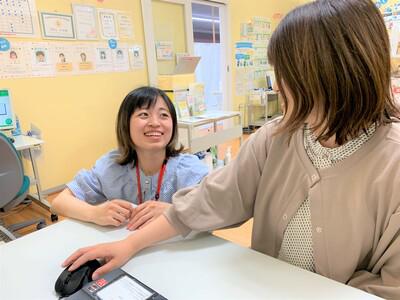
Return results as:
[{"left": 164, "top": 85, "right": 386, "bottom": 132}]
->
[{"left": 116, "top": 86, "right": 183, "bottom": 165}]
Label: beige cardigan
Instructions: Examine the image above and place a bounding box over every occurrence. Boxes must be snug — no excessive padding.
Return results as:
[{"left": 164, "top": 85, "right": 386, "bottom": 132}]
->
[{"left": 165, "top": 119, "right": 400, "bottom": 299}]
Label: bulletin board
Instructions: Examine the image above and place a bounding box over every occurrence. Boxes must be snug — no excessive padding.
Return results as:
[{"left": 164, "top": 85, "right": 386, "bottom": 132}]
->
[
  {"left": 1, "top": 0, "right": 149, "bottom": 192},
  {"left": 0, "top": 0, "right": 145, "bottom": 79}
]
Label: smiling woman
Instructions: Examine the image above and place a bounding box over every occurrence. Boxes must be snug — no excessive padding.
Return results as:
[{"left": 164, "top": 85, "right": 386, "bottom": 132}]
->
[{"left": 51, "top": 87, "right": 208, "bottom": 230}]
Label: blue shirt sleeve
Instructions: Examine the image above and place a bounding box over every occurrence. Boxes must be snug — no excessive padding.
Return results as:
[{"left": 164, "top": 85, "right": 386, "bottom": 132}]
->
[
  {"left": 176, "top": 154, "right": 209, "bottom": 190},
  {"left": 66, "top": 151, "right": 120, "bottom": 205}
]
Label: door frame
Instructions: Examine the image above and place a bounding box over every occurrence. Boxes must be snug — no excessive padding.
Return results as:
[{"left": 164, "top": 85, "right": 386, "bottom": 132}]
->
[
  {"left": 141, "top": 0, "right": 194, "bottom": 86},
  {"left": 141, "top": 0, "right": 231, "bottom": 110}
]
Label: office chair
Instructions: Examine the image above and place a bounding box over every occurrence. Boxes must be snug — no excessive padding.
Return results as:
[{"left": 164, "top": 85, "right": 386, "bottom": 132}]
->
[{"left": 0, "top": 132, "right": 46, "bottom": 242}]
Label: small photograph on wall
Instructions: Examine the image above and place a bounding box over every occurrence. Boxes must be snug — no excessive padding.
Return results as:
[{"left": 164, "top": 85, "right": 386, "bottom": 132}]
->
[
  {"left": 30, "top": 42, "right": 55, "bottom": 77},
  {"left": 155, "top": 41, "right": 174, "bottom": 61},
  {"left": 95, "top": 45, "right": 113, "bottom": 72},
  {"left": 52, "top": 44, "right": 74, "bottom": 74},
  {"left": 0, "top": 43, "right": 31, "bottom": 79},
  {"left": 128, "top": 45, "right": 145, "bottom": 70},
  {"left": 112, "top": 45, "right": 129, "bottom": 72},
  {"left": 74, "top": 45, "right": 95, "bottom": 73}
]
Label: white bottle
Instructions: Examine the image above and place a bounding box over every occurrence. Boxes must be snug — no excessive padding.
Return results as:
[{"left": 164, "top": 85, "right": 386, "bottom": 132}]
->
[
  {"left": 204, "top": 152, "right": 214, "bottom": 172},
  {"left": 224, "top": 146, "right": 232, "bottom": 166}
]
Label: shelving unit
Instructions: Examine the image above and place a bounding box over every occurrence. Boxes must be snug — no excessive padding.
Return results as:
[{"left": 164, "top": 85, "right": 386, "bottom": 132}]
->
[
  {"left": 178, "top": 111, "right": 242, "bottom": 154},
  {"left": 240, "top": 91, "right": 281, "bottom": 132}
]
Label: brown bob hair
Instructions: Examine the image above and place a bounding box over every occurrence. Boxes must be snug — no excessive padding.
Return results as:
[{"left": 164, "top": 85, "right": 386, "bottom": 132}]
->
[
  {"left": 268, "top": 0, "right": 400, "bottom": 145},
  {"left": 116, "top": 86, "right": 183, "bottom": 166}
]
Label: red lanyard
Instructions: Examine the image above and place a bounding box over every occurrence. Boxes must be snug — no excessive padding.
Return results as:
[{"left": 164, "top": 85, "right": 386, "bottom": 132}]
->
[{"left": 136, "top": 159, "right": 167, "bottom": 205}]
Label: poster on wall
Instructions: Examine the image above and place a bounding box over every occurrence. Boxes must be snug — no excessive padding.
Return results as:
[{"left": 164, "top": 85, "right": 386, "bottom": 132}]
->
[
  {"left": 112, "top": 45, "right": 130, "bottom": 72},
  {"left": 74, "top": 45, "right": 95, "bottom": 73},
  {"left": 72, "top": 4, "right": 98, "bottom": 40},
  {"left": 236, "top": 68, "right": 254, "bottom": 96},
  {"left": 252, "top": 16, "right": 271, "bottom": 36},
  {"left": 117, "top": 12, "right": 134, "bottom": 39},
  {"left": 0, "top": 42, "right": 31, "bottom": 79},
  {"left": 128, "top": 45, "right": 145, "bottom": 69},
  {"left": 155, "top": 41, "right": 174, "bottom": 60},
  {"left": 52, "top": 44, "right": 74, "bottom": 74},
  {"left": 235, "top": 41, "right": 254, "bottom": 68},
  {"left": 240, "top": 22, "right": 253, "bottom": 40},
  {"left": 95, "top": 44, "right": 113, "bottom": 72},
  {"left": 40, "top": 12, "right": 76, "bottom": 40},
  {"left": 30, "top": 42, "right": 55, "bottom": 77},
  {"left": 0, "top": 0, "right": 39, "bottom": 37},
  {"left": 98, "top": 9, "right": 118, "bottom": 39}
]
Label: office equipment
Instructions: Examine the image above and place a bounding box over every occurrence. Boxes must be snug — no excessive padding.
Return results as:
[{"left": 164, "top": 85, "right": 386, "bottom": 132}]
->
[
  {"left": 266, "top": 74, "right": 273, "bottom": 90},
  {"left": 67, "top": 268, "right": 168, "bottom": 300},
  {"left": 0, "top": 89, "right": 15, "bottom": 131},
  {"left": 55, "top": 259, "right": 101, "bottom": 297},
  {"left": 0, "top": 219, "right": 381, "bottom": 300},
  {"left": 0, "top": 132, "right": 46, "bottom": 242}
]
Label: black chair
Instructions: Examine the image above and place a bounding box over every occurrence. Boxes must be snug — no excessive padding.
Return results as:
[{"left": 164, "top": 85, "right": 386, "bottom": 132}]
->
[{"left": 0, "top": 132, "right": 46, "bottom": 242}]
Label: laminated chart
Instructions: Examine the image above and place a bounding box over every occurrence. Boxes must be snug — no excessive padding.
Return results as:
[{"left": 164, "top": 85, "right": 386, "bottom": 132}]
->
[{"left": 0, "top": 0, "right": 38, "bottom": 37}]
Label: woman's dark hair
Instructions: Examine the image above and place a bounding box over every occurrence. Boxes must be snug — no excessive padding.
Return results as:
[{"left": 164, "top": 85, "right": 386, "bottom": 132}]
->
[
  {"left": 268, "top": 0, "right": 400, "bottom": 145},
  {"left": 116, "top": 86, "right": 183, "bottom": 165}
]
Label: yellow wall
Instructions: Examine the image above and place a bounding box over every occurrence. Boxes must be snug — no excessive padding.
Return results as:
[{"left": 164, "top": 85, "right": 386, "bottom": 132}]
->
[
  {"left": 152, "top": 0, "right": 187, "bottom": 75},
  {"left": 6, "top": 0, "right": 306, "bottom": 192},
  {"left": 3, "top": 0, "right": 148, "bottom": 191},
  {"left": 229, "top": 0, "right": 301, "bottom": 110}
]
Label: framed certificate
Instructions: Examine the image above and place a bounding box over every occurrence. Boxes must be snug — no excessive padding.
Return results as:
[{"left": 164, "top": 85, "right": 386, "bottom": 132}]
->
[{"left": 40, "top": 12, "right": 76, "bottom": 39}]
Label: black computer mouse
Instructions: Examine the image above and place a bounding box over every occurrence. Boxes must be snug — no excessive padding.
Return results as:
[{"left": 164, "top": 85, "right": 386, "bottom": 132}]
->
[{"left": 55, "top": 259, "right": 101, "bottom": 297}]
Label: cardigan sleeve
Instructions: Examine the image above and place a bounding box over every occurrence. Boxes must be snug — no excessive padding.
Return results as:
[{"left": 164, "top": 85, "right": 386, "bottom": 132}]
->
[
  {"left": 164, "top": 125, "right": 269, "bottom": 236},
  {"left": 347, "top": 207, "right": 400, "bottom": 299}
]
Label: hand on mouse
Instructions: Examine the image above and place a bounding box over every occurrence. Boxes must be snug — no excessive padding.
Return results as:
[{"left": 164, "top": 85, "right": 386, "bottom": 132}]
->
[
  {"left": 62, "top": 239, "right": 137, "bottom": 280},
  {"left": 91, "top": 199, "right": 133, "bottom": 226},
  {"left": 126, "top": 200, "right": 171, "bottom": 231}
]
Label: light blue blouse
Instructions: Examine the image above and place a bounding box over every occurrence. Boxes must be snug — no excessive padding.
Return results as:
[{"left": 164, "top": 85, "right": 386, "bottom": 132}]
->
[{"left": 67, "top": 150, "right": 209, "bottom": 205}]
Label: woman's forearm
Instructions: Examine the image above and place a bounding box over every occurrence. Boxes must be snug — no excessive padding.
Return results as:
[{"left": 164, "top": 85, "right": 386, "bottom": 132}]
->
[
  {"left": 126, "top": 214, "right": 179, "bottom": 253},
  {"left": 51, "top": 188, "right": 97, "bottom": 223}
]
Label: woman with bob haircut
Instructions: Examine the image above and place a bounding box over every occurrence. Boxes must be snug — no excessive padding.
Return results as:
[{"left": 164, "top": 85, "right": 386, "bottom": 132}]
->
[
  {"left": 63, "top": 1, "right": 400, "bottom": 298},
  {"left": 52, "top": 86, "right": 208, "bottom": 230}
]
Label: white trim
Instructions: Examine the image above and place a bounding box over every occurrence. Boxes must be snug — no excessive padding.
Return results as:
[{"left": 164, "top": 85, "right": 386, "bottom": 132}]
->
[
  {"left": 141, "top": 0, "right": 194, "bottom": 85},
  {"left": 142, "top": 0, "right": 231, "bottom": 108},
  {"left": 184, "top": 1, "right": 195, "bottom": 55},
  {"left": 141, "top": 0, "right": 157, "bottom": 86},
  {"left": 192, "top": 0, "right": 231, "bottom": 111},
  {"left": 220, "top": 2, "right": 231, "bottom": 111},
  {"left": 224, "top": 1, "right": 232, "bottom": 111}
]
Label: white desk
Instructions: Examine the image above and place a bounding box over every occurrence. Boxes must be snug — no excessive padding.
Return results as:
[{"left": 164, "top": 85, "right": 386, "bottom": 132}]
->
[
  {"left": 178, "top": 111, "right": 242, "bottom": 153},
  {"left": 0, "top": 220, "right": 381, "bottom": 300},
  {"left": 12, "top": 135, "right": 47, "bottom": 207}
]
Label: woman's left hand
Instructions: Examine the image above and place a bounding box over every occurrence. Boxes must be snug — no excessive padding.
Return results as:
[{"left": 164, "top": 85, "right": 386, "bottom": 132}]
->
[{"left": 127, "top": 201, "right": 171, "bottom": 231}]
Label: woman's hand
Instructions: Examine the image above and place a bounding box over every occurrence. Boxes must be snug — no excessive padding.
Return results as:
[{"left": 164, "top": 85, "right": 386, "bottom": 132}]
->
[
  {"left": 63, "top": 215, "right": 179, "bottom": 280},
  {"left": 91, "top": 199, "right": 133, "bottom": 226},
  {"left": 127, "top": 201, "right": 171, "bottom": 230},
  {"left": 62, "top": 239, "right": 136, "bottom": 280}
]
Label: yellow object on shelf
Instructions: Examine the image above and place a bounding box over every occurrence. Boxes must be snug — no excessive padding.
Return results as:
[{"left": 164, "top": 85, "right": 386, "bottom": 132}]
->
[{"left": 158, "top": 74, "right": 196, "bottom": 90}]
